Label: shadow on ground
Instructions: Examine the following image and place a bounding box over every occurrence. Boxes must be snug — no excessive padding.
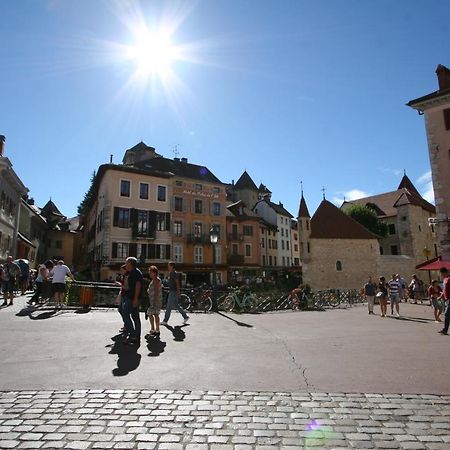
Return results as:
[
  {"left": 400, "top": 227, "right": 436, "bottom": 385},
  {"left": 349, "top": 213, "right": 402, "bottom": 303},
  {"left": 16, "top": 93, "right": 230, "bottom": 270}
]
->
[{"left": 107, "top": 334, "right": 142, "bottom": 376}]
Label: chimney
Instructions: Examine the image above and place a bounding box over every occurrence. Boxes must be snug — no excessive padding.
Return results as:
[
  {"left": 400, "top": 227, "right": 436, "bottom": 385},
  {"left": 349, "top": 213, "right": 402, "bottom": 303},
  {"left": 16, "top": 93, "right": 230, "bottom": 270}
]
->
[
  {"left": 181, "top": 157, "right": 188, "bottom": 163},
  {"left": 174, "top": 157, "right": 180, "bottom": 162},
  {"left": 436, "top": 64, "right": 450, "bottom": 90},
  {"left": 27, "top": 197, "right": 35, "bottom": 206},
  {"left": 0, "top": 135, "right": 5, "bottom": 156}
]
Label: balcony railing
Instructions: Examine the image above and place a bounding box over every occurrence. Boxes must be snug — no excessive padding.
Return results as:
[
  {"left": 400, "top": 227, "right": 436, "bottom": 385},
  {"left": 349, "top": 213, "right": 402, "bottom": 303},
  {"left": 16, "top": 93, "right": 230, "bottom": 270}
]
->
[
  {"left": 186, "top": 234, "right": 211, "bottom": 245},
  {"left": 227, "top": 254, "right": 245, "bottom": 265},
  {"left": 227, "top": 233, "right": 243, "bottom": 241}
]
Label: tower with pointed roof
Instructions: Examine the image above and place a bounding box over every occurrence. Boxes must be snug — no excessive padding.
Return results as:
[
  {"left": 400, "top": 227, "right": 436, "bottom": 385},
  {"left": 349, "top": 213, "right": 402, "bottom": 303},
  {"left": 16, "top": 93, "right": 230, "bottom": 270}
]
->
[
  {"left": 230, "top": 170, "right": 260, "bottom": 209},
  {"left": 297, "top": 191, "right": 311, "bottom": 263},
  {"left": 407, "top": 64, "right": 450, "bottom": 262}
]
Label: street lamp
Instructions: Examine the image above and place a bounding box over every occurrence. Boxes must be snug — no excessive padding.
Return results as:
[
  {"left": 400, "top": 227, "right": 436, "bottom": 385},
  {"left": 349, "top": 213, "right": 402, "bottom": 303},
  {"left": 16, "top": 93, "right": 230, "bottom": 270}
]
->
[{"left": 210, "top": 226, "right": 219, "bottom": 287}]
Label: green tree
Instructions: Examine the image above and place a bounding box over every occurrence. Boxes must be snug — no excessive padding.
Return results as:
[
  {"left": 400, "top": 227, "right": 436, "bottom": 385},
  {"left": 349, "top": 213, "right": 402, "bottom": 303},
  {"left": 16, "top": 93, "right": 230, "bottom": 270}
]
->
[
  {"left": 345, "top": 204, "right": 388, "bottom": 237},
  {"left": 77, "top": 171, "right": 97, "bottom": 215}
]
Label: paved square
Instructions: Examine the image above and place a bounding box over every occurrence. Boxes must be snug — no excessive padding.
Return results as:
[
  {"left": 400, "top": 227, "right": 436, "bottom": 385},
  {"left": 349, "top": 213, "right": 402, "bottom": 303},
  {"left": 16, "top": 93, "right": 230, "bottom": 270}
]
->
[{"left": 0, "top": 295, "right": 449, "bottom": 448}]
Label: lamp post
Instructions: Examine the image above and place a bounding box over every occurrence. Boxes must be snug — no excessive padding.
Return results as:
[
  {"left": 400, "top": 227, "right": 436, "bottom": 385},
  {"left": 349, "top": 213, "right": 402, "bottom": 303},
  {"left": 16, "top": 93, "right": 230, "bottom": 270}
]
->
[{"left": 210, "top": 226, "right": 219, "bottom": 287}]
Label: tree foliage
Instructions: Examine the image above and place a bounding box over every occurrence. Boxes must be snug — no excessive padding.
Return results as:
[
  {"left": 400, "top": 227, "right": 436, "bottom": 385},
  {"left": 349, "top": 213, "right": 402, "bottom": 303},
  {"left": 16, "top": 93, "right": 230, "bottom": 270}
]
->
[
  {"left": 77, "top": 171, "right": 97, "bottom": 215},
  {"left": 345, "top": 204, "right": 388, "bottom": 237}
]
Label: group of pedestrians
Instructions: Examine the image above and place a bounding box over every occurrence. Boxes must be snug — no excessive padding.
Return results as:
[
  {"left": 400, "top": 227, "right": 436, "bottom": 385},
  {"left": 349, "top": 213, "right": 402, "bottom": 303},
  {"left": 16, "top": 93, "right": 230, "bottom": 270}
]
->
[
  {"left": 363, "top": 268, "right": 450, "bottom": 334},
  {"left": 116, "top": 258, "right": 189, "bottom": 345}
]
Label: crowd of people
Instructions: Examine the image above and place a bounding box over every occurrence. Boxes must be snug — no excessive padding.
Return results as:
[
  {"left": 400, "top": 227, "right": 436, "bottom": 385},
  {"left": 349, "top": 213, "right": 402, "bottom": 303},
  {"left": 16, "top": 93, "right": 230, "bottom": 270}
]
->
[
  {"left": 0, "top": 256, "right": 74, "bottom": 308},
  {"left": 115, "top": 258, "right": 189, "bottom": 345},
  {"left": 363, "top": 269, "right": 450, "bottom": 335}
]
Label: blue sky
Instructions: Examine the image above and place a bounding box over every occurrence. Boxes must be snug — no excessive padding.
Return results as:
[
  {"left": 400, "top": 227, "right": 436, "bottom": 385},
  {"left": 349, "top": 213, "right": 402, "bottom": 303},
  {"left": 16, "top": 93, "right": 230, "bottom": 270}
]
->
[{"left": 1, "top": 0, "right": 449, "bottom": 218}]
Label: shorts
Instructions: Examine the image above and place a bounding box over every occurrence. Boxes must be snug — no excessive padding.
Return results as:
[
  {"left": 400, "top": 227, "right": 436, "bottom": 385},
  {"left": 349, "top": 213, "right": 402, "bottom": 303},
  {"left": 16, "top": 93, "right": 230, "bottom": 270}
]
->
[
  {"left": 432, "top": 298, "right": 444, "bottom": 312},
  {"left": 2, "top": 280, "right": 15, "bottom": 294},
  {"left": 390, "top": 294, "right": 400, "bottom": 304},
  {"left": 52, "top": 283, "right": 66, "bottom": 294}
]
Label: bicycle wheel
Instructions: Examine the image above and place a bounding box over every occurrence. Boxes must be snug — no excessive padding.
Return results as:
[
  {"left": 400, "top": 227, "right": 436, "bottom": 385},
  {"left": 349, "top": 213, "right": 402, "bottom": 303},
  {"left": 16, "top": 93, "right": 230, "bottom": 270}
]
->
[
  {"left": 179, "top": 294, "right": 191, "bottom": 311},
  {"left": 221, "top": 295, "right": 235, "bottom": 312},
  {"left": 202, "top": 297, "right": 213, "bottom": 312},
  {"left": 244, "top": 294, "right": 258, "bottom": 312},
  {"left": 328, "top": 296, "right": 341, "bottom": 308}
]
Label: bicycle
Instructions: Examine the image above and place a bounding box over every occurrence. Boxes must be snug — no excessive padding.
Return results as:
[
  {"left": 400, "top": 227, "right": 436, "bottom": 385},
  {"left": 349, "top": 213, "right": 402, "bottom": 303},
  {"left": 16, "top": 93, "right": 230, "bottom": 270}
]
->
[
  {"left": 221, "top": 288, "right": 258, "bottom": 313},
  {"left": 185, "top": 287, "right": 213, "bottom": 312}
]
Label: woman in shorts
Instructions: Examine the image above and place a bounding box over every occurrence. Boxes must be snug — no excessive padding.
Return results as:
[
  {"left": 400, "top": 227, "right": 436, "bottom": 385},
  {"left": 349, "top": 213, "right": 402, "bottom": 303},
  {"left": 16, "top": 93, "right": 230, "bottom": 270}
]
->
[
  {"left": 377, "top": 276, "right": 388, "bottom": 317},
  {"left": 428, "top": 279, "right": 443, "bottom": 323},
  {"left": 146, "top": 265, "right": 162, "bottom": 338}
]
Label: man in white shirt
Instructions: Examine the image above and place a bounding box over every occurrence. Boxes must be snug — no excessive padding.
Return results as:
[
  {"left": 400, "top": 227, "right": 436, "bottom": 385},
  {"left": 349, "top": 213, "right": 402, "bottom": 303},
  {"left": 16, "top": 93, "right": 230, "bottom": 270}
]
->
[{"left": 51, "top": 260, "right": 74, "bottom": 308}]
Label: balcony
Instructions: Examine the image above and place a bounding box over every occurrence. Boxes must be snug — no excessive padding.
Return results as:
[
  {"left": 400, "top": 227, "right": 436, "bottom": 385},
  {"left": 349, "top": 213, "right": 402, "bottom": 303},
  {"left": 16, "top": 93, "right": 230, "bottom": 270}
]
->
[
  {"left": 186, "top": 233, "right": 211, "bottom": 245},
  {"left": 227, "top": 254, "right": 245, "bottom": 265},
  {"left": 227, "top": 233, "right": 243, "bottom": 241}
]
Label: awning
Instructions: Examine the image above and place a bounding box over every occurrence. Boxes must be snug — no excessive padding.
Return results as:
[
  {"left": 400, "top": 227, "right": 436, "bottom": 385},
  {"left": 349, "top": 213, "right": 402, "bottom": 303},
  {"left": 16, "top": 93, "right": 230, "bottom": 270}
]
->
[
  {"left": 17, "top": 232, "right": 36, "bottom": 248},
  {"left": 416, "top": 256, "right": 450, "bottom": 271}
]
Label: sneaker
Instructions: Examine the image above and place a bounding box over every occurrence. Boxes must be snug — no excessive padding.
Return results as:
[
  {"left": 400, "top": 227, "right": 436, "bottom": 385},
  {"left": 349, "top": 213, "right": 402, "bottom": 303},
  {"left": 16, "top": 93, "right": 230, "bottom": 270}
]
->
[
  {"left": 160, "top": 321, "right": 168, "bottom": 326},
  {"left": 438, "top": 329, "right": 448, "bottom": 335},
  {"left": 395, "top": 312, "right": 400, "bottom": 317},
  {"left": 183, "top": 316, "right": 189, "bottom": 324}
]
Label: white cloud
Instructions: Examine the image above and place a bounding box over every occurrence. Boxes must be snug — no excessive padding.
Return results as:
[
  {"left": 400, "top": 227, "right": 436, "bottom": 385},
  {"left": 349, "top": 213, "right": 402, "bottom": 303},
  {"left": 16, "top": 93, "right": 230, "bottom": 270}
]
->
[
  {"left": 416, "top": 170, "right": 434, "bottom": 203},
  {"left": 332, "top": 189, "right": 371, "bottom": 206},
  {"left": 380, "top": 167, "right": 403, "bottom": 177}
]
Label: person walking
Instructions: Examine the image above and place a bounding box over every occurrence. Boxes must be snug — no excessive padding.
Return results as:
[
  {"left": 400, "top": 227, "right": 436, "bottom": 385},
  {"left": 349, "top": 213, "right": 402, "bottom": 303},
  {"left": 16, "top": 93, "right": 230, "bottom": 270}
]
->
[
  {"left": 17, "top": 259, "right": 30, "bottom": 295},
  {"left": 146, "top": 265, "right": 163, "bottom": 337},
  {"left": 115, "top": 264, "right": 128, "bottom": 334},
  {"left": 121, "top": 257, "right": 143, "bottom": 345},
  {"left": 409, "top": 274, "right": 423, "bottom": 304},
  {"left": 397, "top": 274, "right": 407, "bottom": 302},
  {"left": 438, "top": 268, "right": 450, "bottom": 335},
  {"left": 28, "top": 260, "right": 51, "bottom": 305},
  {"left": 388, "top": 273, "right": 401, "bottom": 317},
  {"left": 428, "top": 279, "right": 443, "bottom": 323},
  {"left": 377, "top": 276, "right": 388, "bottom": 317},
  {"left": 50, "top": 260, "right": 74, "bottom": 308},
  {"left": 364, "top": 276, "right": 377, "bottom": 315},
  {"left": 161, "top": 261, "right": 189, "bottom": 326},
  {"left": 1, "top": 256, "right": 21, "bottom": 306}
]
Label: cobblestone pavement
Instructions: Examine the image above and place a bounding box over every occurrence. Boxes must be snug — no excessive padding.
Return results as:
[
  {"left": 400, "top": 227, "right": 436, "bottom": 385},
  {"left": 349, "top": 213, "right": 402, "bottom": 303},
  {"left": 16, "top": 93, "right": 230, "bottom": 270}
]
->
[{"left": 1, "top": 389, "right": 449, "bottom": 449}]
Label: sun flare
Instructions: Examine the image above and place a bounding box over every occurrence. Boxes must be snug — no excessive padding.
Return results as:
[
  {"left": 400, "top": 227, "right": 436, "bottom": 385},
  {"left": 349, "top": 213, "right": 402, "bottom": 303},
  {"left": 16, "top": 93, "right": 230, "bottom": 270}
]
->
[{"left": 126, "top": 29, "right": 178, "bottom": 78}]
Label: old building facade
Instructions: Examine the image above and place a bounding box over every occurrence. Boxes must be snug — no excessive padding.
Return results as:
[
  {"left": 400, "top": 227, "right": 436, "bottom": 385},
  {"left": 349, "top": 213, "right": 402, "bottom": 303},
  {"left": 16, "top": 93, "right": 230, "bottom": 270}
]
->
[{"left": 407, "top": 64, "right": 450, "bottom": 261}]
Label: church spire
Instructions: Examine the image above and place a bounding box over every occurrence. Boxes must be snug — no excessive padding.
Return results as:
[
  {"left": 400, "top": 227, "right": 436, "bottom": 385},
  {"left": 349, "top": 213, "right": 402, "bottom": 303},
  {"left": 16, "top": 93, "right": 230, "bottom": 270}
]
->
[{"left": 398, "top": 172, "right": 421, "bottom": 197}]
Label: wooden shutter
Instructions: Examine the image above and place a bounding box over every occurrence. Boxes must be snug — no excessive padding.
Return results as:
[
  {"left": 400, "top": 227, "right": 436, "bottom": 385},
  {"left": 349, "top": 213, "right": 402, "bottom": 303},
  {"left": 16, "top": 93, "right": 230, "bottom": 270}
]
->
[
  {"left": 444, "top": 108, "right": 450, "bottom": 130},
  {"left": 130, "top": 208, "right": 138, "bottom": 236},
  {"left": 129, "top": 243, "right": 137, "bottom": 257},
  {"left": 148, "top": 210, "right": 157, "bottom": 239},
  {"left": 141, "top": 244, "right": 147, "bottom": 260},
  {"left": 165, "top": 212, "right": 171, "bottom": 231},
  {"left": 148, "top": 244, "right": 156, "bottom": 259},
  {"left": 166, "top": 244, "right": 171, "bottom": 259},
  {"left": 113, "top": 207, "right": 119, "bottom": 227},
  {"left": 112, "top": 242, "right": 118, "bottom": 258}
]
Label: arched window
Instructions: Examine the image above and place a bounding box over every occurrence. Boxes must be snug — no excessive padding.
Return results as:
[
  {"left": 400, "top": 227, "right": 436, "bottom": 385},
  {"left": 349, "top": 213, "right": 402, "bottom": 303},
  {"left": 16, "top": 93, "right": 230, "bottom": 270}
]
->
[{"left": 336, "top": 260, "right": 342, "bottom": 271}]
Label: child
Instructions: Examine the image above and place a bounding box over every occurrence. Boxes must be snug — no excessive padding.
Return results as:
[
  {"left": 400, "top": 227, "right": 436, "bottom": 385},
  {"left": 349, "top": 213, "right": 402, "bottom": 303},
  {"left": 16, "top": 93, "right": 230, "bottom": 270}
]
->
[{"left": 428, "top": 279, "right": 443, "bottom": 323}]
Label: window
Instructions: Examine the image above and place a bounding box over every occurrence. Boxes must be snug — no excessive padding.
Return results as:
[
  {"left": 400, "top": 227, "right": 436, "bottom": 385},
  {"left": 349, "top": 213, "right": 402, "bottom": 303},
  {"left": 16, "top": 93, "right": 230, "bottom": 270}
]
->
[
  {"left": 193, "top": 222, "right": 202, "bottom": 237},
  {"left": 294, "top": 244, "right": 298, "bottom": 252},
  {"left": 194, "top": 246, "right": 203, "bottom": 264},
  {"left": 213, "top": 187, "right": 220, "bottom": 193},
  {"left": 176, "top": 180, "right": 183, "bottom": 186},
  {"left": 380, "top": 246, "right": 384, "bottom": 255},
  {"left": 286, "top": 241, "right": 290, "bottom": 251},
  {"left": 231, "top": 224, "right": 238, "bottom": 238},
  {"left": 194, "top": 200, "right": 203, "bottom": 214},
  {"left": 232, "top": 244, "right": 238, "bottom": 255},
  {"left": 269, "top": 255, "right": 272, "bottom": 266},
  {"left": 281, "top": 228, "right": 284, "bottom": 237},
  {"left": 195, "top": 184, "right": 203, "bottom": 191},
  {"left": 139, "top": 183, "right": 149, "bottom": 200},
  {"left": 245, "top": 244, "right": 251, "bottom": 257},
  {"left": 174, "top": 197, "right": 183, "bottom": 212},
  {"left": 268, "top": 240, "right": 272, "bottom": 249},
  {"left": 137, "top": 210, "right": 148, "bottom": 234},
  {"left": 117, "top": 243, "right": 129, "bottom": 258},
  {"left": 116, "top": 208, "right": 130, "bottom": 228},
  {"left": 174, "top": 221, "right": 183, "bottom": 237},
  {"left": 388, "top": 224, "right": 396, "bottom": 235},
  {"left": 157, "top": 185, "right": 167, "bottom": 202},
  {"left": 156, "top": 213, "right": 166, "bottom": 231},
  {"left": 307, "top": 243, "right": 310, "bottom": 253},
  {"left": 262, "top": 255, "right": 266, "bottom": 266},
  {"left": 120, "top": 180, "right": 131, "bottom": 197},
  {"left": 336, "top": 260, "right": 342, "bottom": 271},
  {"left": 294, "top": 233, "right": 298, "bottom": 241},
  {"left": 158, "top": 244, "right": 167, "bottom": 260},
  {"left": 274, "top": 256, "right": 277, "bottom": 265},
  {"left": 282, "top": 256, "right": 285, "bottom": 266},
  {"left": 55, "top": 240, "right": 62, "bottom": 249},
  {"left": 390, "top": 245, "right": 398, "bottom": 255},
  {"left": 418, "top": 225, "right": 422, "bottom": 232},
  {"left": 243, "top": 225, "right": 253, "bottom": 236},
  {"left": 214, "top": 246, "right": 221, "bottom": 264},
  {"left": 281, "top": 241, "right": 285, "bottom": 250},
  {"left": 444, "top": 108, "right": 450, "bottom": 130},
  {"left": 174, "top": 244, "right": 183, "bottom": 263},
  {"left": 212, "top": 202, "right": 221, "bottom": 216},
  {"left": 261, "top": 238, "right": 265, "bottom": 248}
]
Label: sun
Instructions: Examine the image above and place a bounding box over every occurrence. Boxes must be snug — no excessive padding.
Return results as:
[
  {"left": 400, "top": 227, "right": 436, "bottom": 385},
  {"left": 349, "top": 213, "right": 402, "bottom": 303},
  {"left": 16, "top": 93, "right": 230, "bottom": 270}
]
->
[{"left": 126, "top": 28, "right": 178, "bottom": 78}]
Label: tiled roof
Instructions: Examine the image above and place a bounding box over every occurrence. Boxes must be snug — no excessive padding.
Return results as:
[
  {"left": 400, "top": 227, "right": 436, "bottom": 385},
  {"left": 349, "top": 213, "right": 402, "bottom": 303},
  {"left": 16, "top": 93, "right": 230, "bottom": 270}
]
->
[
  {"left": 41, "top": 200, "right": 64, "bottom": 218},
  {"left": 134, "top": 157, "right": 222, "bottom": 184},
  {"left": 234, "top": 171, "right": 258, "bottom": 191},
  {"left": 407, "top": 87, "right": 450, "bottom": 107},
  {"left": 258, "top": 183, "right": 271, "bottom": 194},
  {"left": 298, "top": 195, "right": 311, "bottom": 218},
  {"left": 311, "top": 200, "right": 379, "bottom": 240},
  {"left": 397, "top": 174, "right": 420, "bottom": 197},
  {"left": 227, "top": 200, "right": 260, "bottom": 219}
]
